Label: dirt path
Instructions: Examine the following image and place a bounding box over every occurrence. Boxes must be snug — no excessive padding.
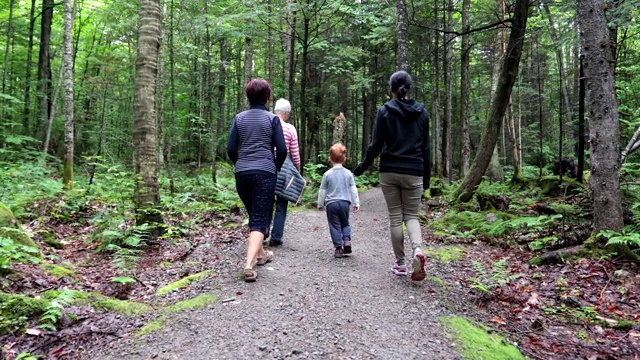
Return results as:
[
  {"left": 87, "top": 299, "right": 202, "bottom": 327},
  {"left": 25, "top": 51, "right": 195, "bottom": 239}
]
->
[{"left": 90, "top": 188, "right": 460, "bottom": 359}]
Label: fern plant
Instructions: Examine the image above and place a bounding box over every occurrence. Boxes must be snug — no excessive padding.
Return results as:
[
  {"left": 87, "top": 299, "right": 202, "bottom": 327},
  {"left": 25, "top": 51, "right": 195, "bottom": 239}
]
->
[
  {"left": 38, "top": 290, "right": 82, "bottom": 331},
  {"left": 467, "top": 258, "right": 522, "bottom": 293}
]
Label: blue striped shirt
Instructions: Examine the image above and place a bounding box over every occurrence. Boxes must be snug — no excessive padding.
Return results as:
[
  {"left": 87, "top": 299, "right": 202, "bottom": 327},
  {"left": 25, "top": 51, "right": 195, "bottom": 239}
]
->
[{"left": 227, "top": 104, "right": 287, "bottom": 174}]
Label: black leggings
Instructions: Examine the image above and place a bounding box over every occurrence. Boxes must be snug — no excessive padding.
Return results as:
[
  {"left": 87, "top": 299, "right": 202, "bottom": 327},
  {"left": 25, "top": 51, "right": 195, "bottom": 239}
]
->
[{"left": 235, "top": 171, "right": 277, "bottom": 236}]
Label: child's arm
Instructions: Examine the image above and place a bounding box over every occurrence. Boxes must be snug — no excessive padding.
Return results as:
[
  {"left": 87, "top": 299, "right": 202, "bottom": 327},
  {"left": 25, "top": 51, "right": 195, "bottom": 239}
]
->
[
  {"left": 317, "top": 173, "right": 328, "bottom": 209},
  {"left": 349, "top": 173, "right": 360, "bottom": 212}
]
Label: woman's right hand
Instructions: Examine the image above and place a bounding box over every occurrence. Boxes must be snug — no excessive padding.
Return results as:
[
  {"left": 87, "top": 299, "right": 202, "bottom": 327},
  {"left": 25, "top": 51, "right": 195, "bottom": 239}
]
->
[{"left": 353, "top": 164, "right": 366, "bottom": 176}]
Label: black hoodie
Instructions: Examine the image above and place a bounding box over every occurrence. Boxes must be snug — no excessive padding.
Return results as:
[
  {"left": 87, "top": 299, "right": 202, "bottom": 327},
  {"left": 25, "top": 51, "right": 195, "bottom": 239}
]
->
[{"left": 355, "top": 98, "right": 431, "bottom": 188}]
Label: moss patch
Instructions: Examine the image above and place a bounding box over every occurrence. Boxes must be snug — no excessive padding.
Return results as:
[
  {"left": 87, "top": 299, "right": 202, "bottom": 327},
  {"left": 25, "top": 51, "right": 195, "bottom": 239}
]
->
[
  {"left": 430, "top": 276, "right": 446, "bottom": 287},
  {"left": 163, "top": 294, "right": 218, "bottom": 314},
  {"left": 136, "top": 319, "right": 165, "bottom": 336},
  {"left": 90, "top": 295, "right": 153, "bottom": 316},
  {"left": 0, "top": 292, "right": 49, "bottom": 334},
  {"left": 424, "top": 246, "right": 465, "bottom": 263},
  {"left": 156, "top": 270, "right": 213, "bottom": 296},
  {"left": 440, "top": 316, "right": 526, "bottom": 360},
  {"left": 0, "top": 227, "right": 40, "bottom": 256},
  {"left": 38, "top": 230, "right": 64, "bottom": 249},
  {"left": 42, "top": 263, "right": 76, "bottom": 278},
  {"left": 0, "top": 203, "right": 19, "bottom": 228}
]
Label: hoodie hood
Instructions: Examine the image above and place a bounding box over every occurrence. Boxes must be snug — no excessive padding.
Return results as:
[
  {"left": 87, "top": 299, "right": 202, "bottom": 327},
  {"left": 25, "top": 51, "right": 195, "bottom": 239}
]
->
[{"left": 383, "top": 99, "right": 425, "bottom": 121}]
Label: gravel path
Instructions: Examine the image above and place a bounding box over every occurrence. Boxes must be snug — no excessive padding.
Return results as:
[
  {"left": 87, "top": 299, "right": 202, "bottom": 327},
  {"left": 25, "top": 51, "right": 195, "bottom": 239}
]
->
[{"left": 90, "top": 188, "right": 460, "bottom": 359}]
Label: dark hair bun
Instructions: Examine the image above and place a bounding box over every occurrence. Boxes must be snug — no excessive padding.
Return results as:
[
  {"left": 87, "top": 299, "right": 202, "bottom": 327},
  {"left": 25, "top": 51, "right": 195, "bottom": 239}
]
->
[{"left": 389, "top": 71, "right": 413, "bottom": 99}]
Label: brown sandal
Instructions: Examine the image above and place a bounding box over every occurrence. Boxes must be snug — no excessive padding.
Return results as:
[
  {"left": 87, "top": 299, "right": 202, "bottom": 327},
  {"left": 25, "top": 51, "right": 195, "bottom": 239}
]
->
[
  {"left": 256, "top": 250, "right": 273, "bottom": 266},
  {"left": 243, "top": 268, "right": 257, "bottom": 282}
]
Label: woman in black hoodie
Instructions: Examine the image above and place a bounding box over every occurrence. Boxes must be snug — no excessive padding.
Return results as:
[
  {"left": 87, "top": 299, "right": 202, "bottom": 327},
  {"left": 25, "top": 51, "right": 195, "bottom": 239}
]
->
[{"left": 353, "top": 70, "right": 430, "bottom": 281}]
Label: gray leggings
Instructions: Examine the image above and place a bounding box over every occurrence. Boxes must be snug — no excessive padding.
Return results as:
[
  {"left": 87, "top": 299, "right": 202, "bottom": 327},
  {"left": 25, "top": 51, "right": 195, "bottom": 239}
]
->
[{"left": 379, "top": 172, "right": 423, "bottom": 265}]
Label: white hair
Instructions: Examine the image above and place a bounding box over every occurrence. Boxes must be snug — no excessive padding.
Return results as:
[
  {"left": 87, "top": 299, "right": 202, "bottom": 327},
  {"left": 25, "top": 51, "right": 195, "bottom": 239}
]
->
[{"left": 274, "top": 98, "right": 291, "bottom": 114}]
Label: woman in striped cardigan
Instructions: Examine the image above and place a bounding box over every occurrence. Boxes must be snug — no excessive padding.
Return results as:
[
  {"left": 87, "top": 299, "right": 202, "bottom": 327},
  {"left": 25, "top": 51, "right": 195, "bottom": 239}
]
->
[{"left": 227, "top": 79, "right": 287, "bottom": 282}]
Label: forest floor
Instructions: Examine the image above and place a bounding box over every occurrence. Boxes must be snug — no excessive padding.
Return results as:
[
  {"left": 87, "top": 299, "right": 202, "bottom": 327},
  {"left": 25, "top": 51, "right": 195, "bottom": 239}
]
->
[{"left": 2, "top": 188, "right": 639, "bottom": 359}]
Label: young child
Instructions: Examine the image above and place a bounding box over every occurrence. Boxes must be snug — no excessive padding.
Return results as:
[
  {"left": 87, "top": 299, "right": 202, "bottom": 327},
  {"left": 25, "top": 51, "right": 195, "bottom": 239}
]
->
[{"left": 317, "top": 143, "right": 360, "bottom": 258}]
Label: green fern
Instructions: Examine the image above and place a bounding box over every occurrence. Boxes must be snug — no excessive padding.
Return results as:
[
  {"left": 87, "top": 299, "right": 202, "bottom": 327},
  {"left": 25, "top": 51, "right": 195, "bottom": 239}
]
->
[
  {"left": 38, "top": 290, "right": 82, "bottom": 330},
  {"left": 467, "top": 258, "right": 522, "bottom": 293}
]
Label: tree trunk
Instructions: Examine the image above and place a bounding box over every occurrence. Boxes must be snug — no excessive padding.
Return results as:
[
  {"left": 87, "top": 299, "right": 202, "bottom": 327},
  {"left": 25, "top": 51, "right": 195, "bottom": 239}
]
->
[
  {"left": 577, "top": 59, "right": 585, "bottom": 183},
  {"left": 267, "top": 0, "right": 274, "bottom": 107},
  {"left": 62, "top": 0, "right": 75, "bottom": 187},
  {"left": 156, "top": 0, "right": 167, "bottom": 169},
  {"left": 444, "top": 0, "right": 453, "bottom": 181},
  {"left": 244, "top": 36, "right": 253, "bottom": 85},
  {"left": 459, "top": 0, "right": 471, "bottom": 177},
  {"left": 577, "top": 0, "right": 624, "bottom": 232},
  {"left": 396, "top": 0, "right": 408, "bottom": 71},
  {"left": 287, "top": 0, "right": 296, "bottom": 121},
  {"left": 432, "top": 0, "right": 442, "bottom": 176},
  {"left": 37, "top": 0, "right": 54, "bottom": 140},
  {"left": 2, "top": 0, "right": 16, "bottom": 98},
  {"left": 23, "top": 0, "right": 37, "bottom": 133},
  {"left": 485, "top": 27, "right": 504, "bottom": 182},
  {"left": 216, "top": 40, "right": 227, "bottom": 159},
  {"left": 133, "top": 0, "right": 164, "bottom": 227},
  {"left": 543, "top": 4, "right": 572, "bottom": 163},
  {"left": 536, "top": 40, "right": 544, "bottom": 178},
  {"left": 43, "top": 60, "right": 64, "bottom": 153},
  {"left": 453, "top": 0, "right": 529, "bottom": 202},
  {"left": 166, "top": 0, "right": 176, "bottom": 193}
]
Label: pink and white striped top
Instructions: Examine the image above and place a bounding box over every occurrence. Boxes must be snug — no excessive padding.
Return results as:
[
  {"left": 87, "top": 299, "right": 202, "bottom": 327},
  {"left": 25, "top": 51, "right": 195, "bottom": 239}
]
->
[{"left": 281, "top": 120, "right": 301, "bottom": 170}]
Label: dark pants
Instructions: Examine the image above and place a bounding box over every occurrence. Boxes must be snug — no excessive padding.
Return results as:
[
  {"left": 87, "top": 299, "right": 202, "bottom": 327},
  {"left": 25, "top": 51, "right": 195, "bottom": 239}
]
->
[
  {"left": 326, "top": 200, "right": 351, "bottom": 249},
  {"left": 235, "top": 171, "right": 277, "bottom": 235},
  {"left": 270, "top": 195, "right": 288, "bottom": 242}
]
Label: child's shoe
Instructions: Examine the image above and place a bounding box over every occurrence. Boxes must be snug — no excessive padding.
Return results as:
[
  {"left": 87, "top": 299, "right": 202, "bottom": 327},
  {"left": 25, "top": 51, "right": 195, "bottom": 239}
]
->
[
  {"left": 334, "top": 247, "right": 344, "bottom": 258},
  {"left": 391, "top": 262, "right": 408, "bottom": 276},
  {"left": 411, "top": 249, "right": 426, "bottom": 281},
  {"left": 343, "top": 239, "right": 352, "bottom": 254}
]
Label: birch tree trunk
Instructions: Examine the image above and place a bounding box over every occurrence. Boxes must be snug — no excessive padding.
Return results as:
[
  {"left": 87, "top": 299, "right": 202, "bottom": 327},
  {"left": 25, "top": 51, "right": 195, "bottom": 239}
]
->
[
  {"left": 133, "top": 0, "right": 164, "bottom": 228},
  {"left": 454, "top": 0, "right": 529, "bottom": 202},
  {"left": 62, "top": 0, "right": 75, "bottom": 187},
  {"left": 577, "top": 0, "right": 624, "bottom": 233}
]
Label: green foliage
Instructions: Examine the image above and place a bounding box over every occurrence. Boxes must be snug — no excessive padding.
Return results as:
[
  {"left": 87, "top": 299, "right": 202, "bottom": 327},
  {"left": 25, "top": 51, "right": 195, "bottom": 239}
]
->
[
  {"left": 38, "top": 290, "right": 83, "bottom": 331},
  {"left": 0, "top": 293, "right": 49, "bottom": 334},
  {"left": 0, "top": 236, "right": 41, "bottom": 275},
  {"left": 467, "top": 258, "right": 521, "bottom": 293},
  {"left": 15, "top": 352, "right": 39, "bottom": 360},
  {"left": 110, "top": 276, "right": 136, "bottom": 285},
  {"left": 600, "top": 230, "right": 640, "bottom": 256},
  {"left": 440, "top": 316, "right": 526, "bottom": 360}
]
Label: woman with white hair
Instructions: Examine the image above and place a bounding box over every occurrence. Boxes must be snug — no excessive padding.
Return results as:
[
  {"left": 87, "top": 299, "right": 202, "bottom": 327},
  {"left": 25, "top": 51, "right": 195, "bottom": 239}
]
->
[{"left": 268, "top": 98, "right": 301, "bottom": 246}]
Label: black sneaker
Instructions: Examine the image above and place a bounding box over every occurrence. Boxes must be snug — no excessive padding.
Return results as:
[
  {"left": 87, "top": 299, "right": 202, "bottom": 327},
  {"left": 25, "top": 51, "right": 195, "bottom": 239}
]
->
[
  {"left": 269, "top": 239, "right": 283, "bottom": 247},
  {"left": 334, "top": 248, "right": 344, "bottom": 258},
  {"left": 343, "top": 239, "right": 352, "bottom": 254}
]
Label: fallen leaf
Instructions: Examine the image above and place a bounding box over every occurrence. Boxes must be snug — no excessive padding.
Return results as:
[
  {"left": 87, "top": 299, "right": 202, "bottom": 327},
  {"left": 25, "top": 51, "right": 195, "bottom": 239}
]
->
[
  {"left": 26, "top": 328, "right": 42, "bottom": 336},
  {"left": 491, "top": 317, "right": 506, "bottom": 325},
  {"left": 527, "top": 292, "right": 540, "bottom": 307},
  {"left": 236, "top": 291, "right": 243, "bottom": 296}
]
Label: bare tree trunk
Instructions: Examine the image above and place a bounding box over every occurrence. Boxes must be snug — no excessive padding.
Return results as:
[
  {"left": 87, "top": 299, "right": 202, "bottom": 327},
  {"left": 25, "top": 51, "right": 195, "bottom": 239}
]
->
[
  {"left": 396, "top": 0, "right": 408, "bottom": 71},
  {"left": 444, "top": 0, "right": 453, "bottom": 181},
  {"left": 577, "top": 0, "right": 623, "bottom": 233},
  {"left": 43, "top": 61, "right": 64, "bottom": 153},
  {"left": 166, "top": 0, "right": 176, "bottom": 193},
  {"left": 244, "top": 37, "right": 253, "bottom": 86},
  {"left": 536, "top": 40, "right": 544, "bottom": 178},
  {"left": 543, "top": 4, "right": 572, "bottom": 163},
  {"left": 23, "top": 0, "right": 37, "bottom": 133},
  {"left": 286, "top": 0, "right": 296, "bottom": 119},
  {"left": 432, "top": 0, "right": 442, "bottom": 176},
  {"left": 156, "top": 0, "right": 167, "bottom": 169},
  {"left": 485, "top": 27, "right": 504, "bottom": 182},
  {"left": 459, "top": 0, "right": 471, "bottom": 177},
  {"left": 267, "top": 0, "right": 274, "bottom": 107},
  {"left": 454, "top": 0, "right": 529, "bottom": 202},
  {"left": 37, "top": 0, "right": 54, "bottom": 140},
  {"left": 62, "top": 0, "right": 75, "bottom": 187},
  {"left": 216, "top": 40, "right": 227, "bottom": 159},
  {"left": 2, "top": 0, "right": 16, "bottom": 98},
  {"left": 133, "top": 0, "right": 164, "bottom": 227}
]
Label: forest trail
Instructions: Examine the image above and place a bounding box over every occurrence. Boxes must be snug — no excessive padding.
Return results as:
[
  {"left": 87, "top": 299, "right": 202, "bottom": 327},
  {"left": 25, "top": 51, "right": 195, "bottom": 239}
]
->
[{"left": 90, "top": 188, "right": 460, "bottom": 359}]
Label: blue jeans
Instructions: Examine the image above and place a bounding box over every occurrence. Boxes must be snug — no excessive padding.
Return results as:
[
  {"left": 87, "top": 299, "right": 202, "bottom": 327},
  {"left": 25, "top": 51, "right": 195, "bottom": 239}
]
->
[
  {"left": 270, "top": 195, "right": 288, "bottom": 242},
  {"left": 326, "top": 200, "right": 351, "bottom": 249}
]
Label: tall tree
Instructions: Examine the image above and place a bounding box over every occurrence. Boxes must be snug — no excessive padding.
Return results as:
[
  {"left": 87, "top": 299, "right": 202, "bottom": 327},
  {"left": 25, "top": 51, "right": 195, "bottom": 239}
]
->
[
  {"left": 62, "top": 0, "right": 75, "bottom": 187},
  {"left": 133, "top": 0, "right": 164, "bottom": 227},
  {"left": 23, "top": 0, "right": 37, "bottom": 133},
  {"left": 454, "top": 0, "right": 529, "bottom": 202},
  {"left": 443, "top": 0, "right": 453, "bottom": 180},
  {"left": 396, "top": 0, "right": 408, "bottom": 71},
  {"left": 576, "top": 0, "right": 624, "bottom": 232},
  {"left": 37, "top": 0, "right": 54, "bottom": 140},
  {"left": 459, "top": 0, "right": 471, "bottom": 177},
  {"left": 432, "top": 0, "right": 442, "bottom": 176},
  {"left": 2, "top": 0, "right": 16, "bottom": 97}
]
